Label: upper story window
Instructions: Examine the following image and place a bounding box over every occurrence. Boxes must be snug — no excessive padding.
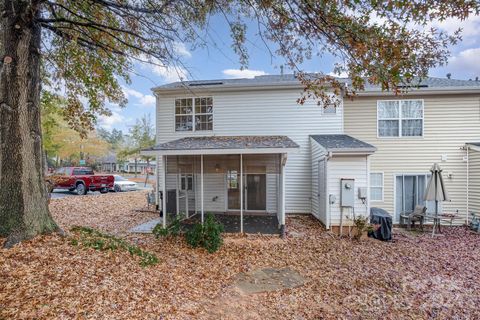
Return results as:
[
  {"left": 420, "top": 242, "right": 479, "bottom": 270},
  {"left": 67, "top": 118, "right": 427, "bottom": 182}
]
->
[
  {"left": 377, "top": 100, "right": 423, "bottom": 137},
  {"left": 175, "top": 97, "right": 213, "bottom": 131},
  {"left": 323, "top": 103, "right": 337, "bottom": 114}
]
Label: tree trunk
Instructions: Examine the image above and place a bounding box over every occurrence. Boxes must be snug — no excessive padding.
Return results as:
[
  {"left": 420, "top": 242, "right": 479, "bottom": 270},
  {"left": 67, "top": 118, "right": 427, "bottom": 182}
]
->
[{"left": 0, "top": 0, "right": 58, "bottom": 247}]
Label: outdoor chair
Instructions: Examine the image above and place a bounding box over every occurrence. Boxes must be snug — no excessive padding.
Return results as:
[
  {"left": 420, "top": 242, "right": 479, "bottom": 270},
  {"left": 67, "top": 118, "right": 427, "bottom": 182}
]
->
[{"left": 400, "top": 205, "right": 427, "bottom": 231}]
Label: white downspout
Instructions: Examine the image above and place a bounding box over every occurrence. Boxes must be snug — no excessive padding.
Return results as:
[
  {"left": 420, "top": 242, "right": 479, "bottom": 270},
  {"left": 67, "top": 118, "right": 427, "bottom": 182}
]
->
[
  {"left": 162, "top": 155, "right": 167, "bottom": 228},
  {"left": 240, "top": 154, "right": 244, "bottom": 233},
  {"left": 467, "top": 146, "right": 469, "bottom": 224},
  {"left": 201, "top": 154, "right": 204, "bottom": 224}
]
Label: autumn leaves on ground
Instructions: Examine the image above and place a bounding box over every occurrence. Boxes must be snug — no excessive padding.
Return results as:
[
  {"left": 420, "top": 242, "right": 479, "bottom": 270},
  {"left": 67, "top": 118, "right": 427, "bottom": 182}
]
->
[{"left": 1, "top": 192, "right": 480, "bottom": 319}]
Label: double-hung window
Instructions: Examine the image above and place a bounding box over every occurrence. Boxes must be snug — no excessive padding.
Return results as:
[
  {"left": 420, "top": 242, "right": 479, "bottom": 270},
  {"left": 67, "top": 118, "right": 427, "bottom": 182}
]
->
[
  {"left": 175, "top": 97, "right": 213, "bottom": 131},
  {"left": 377, "top": 100, "right": 423, "bottom": 137},
  {"left": 180, "top": 174, "right": 193, "bottom": 191},
  {"left": 370, "top": 173, "right": 383, "bottom": 201}
]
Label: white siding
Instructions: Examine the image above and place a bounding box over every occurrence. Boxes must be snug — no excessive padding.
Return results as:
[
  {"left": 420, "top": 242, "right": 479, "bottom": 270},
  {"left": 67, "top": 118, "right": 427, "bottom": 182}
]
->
[
  {"left": 345, "top": 94, "right": 480, "bottom": 221},
  {"left": 156, "top": 89, "right": 343, "bottom": 213},
  {"left": 266, "top": 174, "right": 278, "bottom": 213},
  {"left": 327, "top": 155, "right": 369, "bottom": 226},
  {"left": 310, "top": 138, "right": 328, "bottom": 225},
  {"left": 469, "top": 148, "right": 480, "bottom": 215}
]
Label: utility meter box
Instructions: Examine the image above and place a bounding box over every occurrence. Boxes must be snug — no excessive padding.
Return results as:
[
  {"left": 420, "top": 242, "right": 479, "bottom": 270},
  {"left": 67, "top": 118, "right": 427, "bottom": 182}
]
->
[{"left": 340, "top": 179, "right": 355, "bottom": 207}]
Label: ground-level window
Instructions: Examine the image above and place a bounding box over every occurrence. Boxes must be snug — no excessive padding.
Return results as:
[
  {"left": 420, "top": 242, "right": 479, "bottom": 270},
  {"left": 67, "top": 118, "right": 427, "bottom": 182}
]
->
[
  {"left": 180, "top": 174, "right": 193, "bottom": 191},
  {"left": 175, "top": 97, "right": 213, "bottom": 131},
  {"left": 377, "top": 100, "right": 423, "bottom": 137},
  {"left": 370, "top": 172, "right": 383, "bottom": 201}
]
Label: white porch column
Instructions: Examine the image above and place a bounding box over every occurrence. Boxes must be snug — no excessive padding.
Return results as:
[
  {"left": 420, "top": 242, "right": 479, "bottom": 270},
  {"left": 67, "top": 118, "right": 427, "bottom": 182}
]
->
[
  {"left": 175, "top": 156, "right": 180, "bottom": 215},
  {"left": 162, "top": 155, "right": 167, "bottom": 228},
  {"left": 201, "top": 154, "right": 204, "bottom": 224},
  {"left": 280, "top": 154, "right": 286, "bottom": 226},
  {"left": 240, "top": 154, "right": 244, "bottom": 233}
]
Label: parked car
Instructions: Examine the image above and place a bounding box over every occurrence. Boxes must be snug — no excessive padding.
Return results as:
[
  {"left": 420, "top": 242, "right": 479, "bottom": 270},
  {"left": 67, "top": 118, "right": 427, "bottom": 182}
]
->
[
  {"left": 48, "top": 167, "right": 114, "bottom": 195},
  {"left": 112, "top": 175, "right": 137, "bottom": 192}
]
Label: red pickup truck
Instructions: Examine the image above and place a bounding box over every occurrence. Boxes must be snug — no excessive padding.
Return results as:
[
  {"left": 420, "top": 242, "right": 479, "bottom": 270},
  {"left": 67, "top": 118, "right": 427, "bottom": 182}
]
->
[{"left": 49, "top": 167, "right": 114, "bottom": 195}]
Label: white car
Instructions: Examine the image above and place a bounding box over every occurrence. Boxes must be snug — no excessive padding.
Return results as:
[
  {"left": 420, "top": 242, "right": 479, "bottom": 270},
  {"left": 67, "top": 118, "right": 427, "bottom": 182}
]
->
[{"left": 113, "top": 175, "right": 137, "bottom": 192}]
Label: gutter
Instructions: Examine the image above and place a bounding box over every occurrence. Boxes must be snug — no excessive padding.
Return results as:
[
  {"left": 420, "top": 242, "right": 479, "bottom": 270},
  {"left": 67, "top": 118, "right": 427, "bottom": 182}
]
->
[{"left": 153, "top": 81, "right": 480, "bottom": 96}]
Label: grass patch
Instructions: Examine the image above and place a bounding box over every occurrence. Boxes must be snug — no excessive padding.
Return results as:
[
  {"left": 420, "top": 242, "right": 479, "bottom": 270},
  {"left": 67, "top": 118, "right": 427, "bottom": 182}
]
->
[{"left": 70, "top": 226, "right": 158, "bottom": 267}]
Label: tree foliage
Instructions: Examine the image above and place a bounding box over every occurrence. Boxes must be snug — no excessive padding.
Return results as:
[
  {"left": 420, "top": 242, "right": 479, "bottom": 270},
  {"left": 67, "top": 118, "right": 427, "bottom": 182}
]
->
[
  {"left": 118, "top": 114, "right": 155, "bottom": 160},
  {"left": 36, "top": 0, "right": 480, "bottom": 126}
]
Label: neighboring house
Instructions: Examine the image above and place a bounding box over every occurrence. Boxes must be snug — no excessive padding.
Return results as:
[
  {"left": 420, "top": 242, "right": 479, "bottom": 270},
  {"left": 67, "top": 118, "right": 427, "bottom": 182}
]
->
[
  {"left": 142, "top": 75, "right": 480, "bottom": 233},
  {"left": 99, "top": 155, "right": 156, "bottom": 174},
  {"left": 343, "top": 78, "right": 480, "bottom": 223},
  {"left": 121, "top": 158, "right": 156, "bottom": 175}
]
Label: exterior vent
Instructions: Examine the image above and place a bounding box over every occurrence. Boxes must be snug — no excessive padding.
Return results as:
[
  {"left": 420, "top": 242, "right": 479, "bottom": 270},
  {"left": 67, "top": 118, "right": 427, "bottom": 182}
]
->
[
  {"left": 189, "top": 82, "right": 223, "bottom": 86},
  {"left": 396, "top": 84, "right": 429, "bottom": 89}
]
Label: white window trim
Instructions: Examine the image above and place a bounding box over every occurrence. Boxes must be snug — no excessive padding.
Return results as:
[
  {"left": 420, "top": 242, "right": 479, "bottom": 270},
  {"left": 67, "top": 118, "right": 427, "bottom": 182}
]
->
[
  {"left": 174, "top": 96, "right": 214, "bottom": 132},
  {"left": 376, "top": 99, "right": 424, "bottom": 138},
  {"left": 392, "top": 172, "right": 440, "bottom": 222},
  {"left": 179, "top": 173, "right": 193, "bottom": 191},
  {"left": 370, "top": 172, "right": 384, "bottom": 202}
]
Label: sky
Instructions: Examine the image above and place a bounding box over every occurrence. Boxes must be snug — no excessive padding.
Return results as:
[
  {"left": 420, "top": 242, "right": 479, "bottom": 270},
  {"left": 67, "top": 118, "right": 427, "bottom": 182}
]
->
[{"left": 98, "top": 14, "right": 480, "bottom": 132}]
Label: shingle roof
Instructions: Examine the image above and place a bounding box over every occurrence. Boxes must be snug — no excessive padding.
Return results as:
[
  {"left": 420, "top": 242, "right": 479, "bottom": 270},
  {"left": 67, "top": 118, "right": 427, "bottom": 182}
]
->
[
  {"left": 467, "top": 142, "right": 480, "bottom": 147},
  {"left": 147, "top": 136, "right": 299, "bottom": 151},
  {"left": 310, "top": 134, "right": 376, "bottom": 153},
  {"left": 154, "top": 75, "right": 480, "bottom": 91}
]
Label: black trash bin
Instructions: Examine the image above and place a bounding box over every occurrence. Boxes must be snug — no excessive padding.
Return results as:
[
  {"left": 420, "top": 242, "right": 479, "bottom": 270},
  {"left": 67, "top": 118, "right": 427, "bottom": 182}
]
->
[{"left": 368, "top": 207, "right": 393, "bottom": 241}]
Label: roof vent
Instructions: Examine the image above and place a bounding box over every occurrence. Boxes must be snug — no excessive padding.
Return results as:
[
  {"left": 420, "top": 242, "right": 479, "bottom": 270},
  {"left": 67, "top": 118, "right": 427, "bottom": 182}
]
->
[
  {"left": 396, "top": 84, "right": 429, "bottom": 89},
  {"left": 189, "top": 82, "right": 223, "bottom": 87}
]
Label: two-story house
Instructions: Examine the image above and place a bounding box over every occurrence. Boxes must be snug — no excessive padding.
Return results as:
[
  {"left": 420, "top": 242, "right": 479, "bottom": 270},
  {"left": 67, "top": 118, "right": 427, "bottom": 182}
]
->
[{"left": 142, "top": 75, "right": 480, "bottom": 235}]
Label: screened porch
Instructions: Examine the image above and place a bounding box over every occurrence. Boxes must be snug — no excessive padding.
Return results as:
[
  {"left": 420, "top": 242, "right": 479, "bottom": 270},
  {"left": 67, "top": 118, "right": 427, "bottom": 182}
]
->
[{"left": 141, "top": 135, "right": 299, "bottom": 235}]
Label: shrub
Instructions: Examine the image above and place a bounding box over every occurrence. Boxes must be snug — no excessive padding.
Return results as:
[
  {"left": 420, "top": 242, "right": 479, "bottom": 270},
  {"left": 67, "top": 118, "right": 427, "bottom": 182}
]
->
[
  {"left": 70, "top": 226, "right": 159, "bottom": 267},
  {"left": 185, "top": 214, "right": 224, "bottom": 253},
  {"left": 152, "top": 215, "right": 183, "bottom": 238},
  {"left": 353, "top": 216, "right": 373, "bottom": 241}
]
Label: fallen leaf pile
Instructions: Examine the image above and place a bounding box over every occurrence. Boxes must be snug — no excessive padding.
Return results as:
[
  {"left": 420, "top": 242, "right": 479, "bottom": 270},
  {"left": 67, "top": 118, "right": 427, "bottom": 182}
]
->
[
  {"left": 48, "top": 191, "right": 158, "bottom": 236},
  {"left": 1, "top": 192, "right": 480, "bottom": 319}
]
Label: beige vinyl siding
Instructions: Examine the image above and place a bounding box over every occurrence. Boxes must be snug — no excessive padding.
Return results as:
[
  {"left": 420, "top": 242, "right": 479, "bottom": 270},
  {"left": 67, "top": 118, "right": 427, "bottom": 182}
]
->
[
  {"left": 469, "top": 148, "right": 480, "bottom": 215},
  {"left": 344, "top": 94, "right": 480, "bottom": 221},
  {"left": 156, "top": 89, "right": 343, "bottom": 214}
]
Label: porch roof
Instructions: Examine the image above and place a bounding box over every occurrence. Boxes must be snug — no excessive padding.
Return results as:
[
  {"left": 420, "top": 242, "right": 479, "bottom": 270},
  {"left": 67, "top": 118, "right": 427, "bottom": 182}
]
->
[
  {"left": 310, "top": 134, "right": 376, "bottom": 154},
  {"left": 142, "top": 135, "right": 299, "bottom": 155}
]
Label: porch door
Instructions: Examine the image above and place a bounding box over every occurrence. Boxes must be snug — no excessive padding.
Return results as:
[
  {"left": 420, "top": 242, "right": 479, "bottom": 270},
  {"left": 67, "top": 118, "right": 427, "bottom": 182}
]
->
[
  {"left": 395, "top": 175, "right": 426, "bottom": 221},
  {"left": 227, "top": 173, "right": 266, "bottom": 210},
  {"left": 246, "top": 174, "right": 266, "bottom": 210}
]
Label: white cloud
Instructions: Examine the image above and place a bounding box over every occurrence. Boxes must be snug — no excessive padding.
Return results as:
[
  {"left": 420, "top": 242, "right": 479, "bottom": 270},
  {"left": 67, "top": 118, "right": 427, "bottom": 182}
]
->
[
  {"left": 446, "top": 47, "right": 480, "bottom": 77},
  {"left": 152, "top": 65, "right": 188, "bottom": 82},
  {"left": 173, "top": 42, "right": 192, "bottom": 58},
  {"left": 327, "top": 70, "right": 349, "bottom": 78},
  {"left": 122, "top": 87, "right": 143, "bottom": 99},
  {"left": 432, "top": 15, "right": 480, "bottom": 40},
  {"left": 222, "top": 69, "right": 267, "bottom": 79},
  {"left": 121, "top": 86, "right": 156, "bottom": 107},
  {"left": 98, "top": 111, "right": 125, "bottom": 130},
  {"left": 139, "top": 94, "right": 156, "bottom": 107}
]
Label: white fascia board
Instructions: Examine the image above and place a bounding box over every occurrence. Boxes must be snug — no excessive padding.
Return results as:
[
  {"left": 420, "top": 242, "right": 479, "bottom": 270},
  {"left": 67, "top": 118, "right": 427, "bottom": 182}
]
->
[
  {"left": 141, "top": 147, "right": 299, "bottom": 156},
  {"left": 355, "top": 87, "right": 480, "bottom": 96},
  {"left": 153, "top": 82, "right": 480, "bottom": 96}
]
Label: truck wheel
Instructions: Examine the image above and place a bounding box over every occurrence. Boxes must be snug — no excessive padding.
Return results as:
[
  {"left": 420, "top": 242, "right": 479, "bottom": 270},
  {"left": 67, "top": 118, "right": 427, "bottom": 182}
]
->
[
  {"left": 76, "top": 183, "right": 87, "bottom": 195},
  {"left": 100, "top": 188, "right": 108, "bottom": 194}
]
